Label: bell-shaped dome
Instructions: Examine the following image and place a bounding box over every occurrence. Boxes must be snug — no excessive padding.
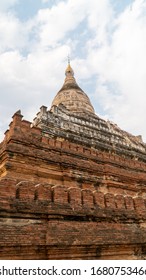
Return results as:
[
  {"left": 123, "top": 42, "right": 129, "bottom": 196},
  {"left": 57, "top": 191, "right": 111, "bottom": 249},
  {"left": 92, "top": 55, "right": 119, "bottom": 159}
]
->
[{"left": 51, "top": 62, "right": 95, "bottom": 115}]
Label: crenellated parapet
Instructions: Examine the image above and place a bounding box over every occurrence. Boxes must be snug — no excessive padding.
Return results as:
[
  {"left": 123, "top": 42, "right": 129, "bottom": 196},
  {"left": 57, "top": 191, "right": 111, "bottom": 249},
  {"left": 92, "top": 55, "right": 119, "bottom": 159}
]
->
[{"left": 0, "top": 178, "right": 146, "bottom": 221}]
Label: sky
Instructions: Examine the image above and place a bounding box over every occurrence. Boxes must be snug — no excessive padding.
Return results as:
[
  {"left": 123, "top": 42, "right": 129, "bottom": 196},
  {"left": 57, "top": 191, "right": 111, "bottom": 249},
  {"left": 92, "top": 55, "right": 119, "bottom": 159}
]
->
[{"left": 1, "top": 0, "right": 146, "bottom": 142}]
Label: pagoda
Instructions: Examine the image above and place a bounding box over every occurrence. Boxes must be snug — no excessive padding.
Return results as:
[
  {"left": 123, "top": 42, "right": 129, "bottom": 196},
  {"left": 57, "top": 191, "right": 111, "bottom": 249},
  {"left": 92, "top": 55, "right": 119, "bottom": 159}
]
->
[{"left": 0, "top": 62, "right": 146, "bottom": 259}]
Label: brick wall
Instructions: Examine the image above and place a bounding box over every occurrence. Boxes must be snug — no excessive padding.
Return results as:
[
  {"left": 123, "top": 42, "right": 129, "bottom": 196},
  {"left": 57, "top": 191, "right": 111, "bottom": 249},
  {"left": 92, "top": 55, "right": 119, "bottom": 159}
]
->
[{"left": 1, "top": 112, "right": 146, "bottom": 259}]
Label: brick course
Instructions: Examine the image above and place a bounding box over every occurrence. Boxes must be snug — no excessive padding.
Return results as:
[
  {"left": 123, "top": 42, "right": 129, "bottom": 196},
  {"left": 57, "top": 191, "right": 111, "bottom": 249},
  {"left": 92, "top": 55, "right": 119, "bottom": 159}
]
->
[{"left": 1, "top": 110, "right": 146, "bottom": 259}]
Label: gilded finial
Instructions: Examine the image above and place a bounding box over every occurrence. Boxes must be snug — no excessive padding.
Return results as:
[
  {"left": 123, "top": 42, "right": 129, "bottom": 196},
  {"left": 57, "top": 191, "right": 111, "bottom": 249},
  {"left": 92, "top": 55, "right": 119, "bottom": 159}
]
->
[{"left": 65, "top": 55, "right": 74, "bottom": 77}]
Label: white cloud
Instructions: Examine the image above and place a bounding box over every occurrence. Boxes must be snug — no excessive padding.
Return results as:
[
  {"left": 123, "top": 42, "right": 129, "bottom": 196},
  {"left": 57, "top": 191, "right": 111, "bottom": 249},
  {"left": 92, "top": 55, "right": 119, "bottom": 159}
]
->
[
  {"left": 82, "top": 0, "right": 146, "bottom": 141},
  {"left": 1, "top": 0, "right": 146, "bottom": 145},
  {"left": 87, "top": 0, "right": 113, "bottom": 45},
  {"left": 0, "top": 44, "right": 71, "bottom": 140},
  {"left": 107, "top": 0, "right": 146, "bottom": 139},
  {"left": 35, "top": 0, "right": 89, "bottom": 48},
  {"left": 0, "top": 12, "right": 27, "bottom": 52}
]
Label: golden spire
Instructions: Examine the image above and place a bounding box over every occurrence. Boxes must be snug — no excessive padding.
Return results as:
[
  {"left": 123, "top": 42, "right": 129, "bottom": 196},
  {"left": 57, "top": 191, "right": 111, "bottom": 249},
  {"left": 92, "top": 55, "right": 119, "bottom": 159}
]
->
[
  {"left": 65, "top": 55, "right": 74, "bottom": 77},
  {"left": 51, "top": 57, "right": 95, "bottom": 115}
]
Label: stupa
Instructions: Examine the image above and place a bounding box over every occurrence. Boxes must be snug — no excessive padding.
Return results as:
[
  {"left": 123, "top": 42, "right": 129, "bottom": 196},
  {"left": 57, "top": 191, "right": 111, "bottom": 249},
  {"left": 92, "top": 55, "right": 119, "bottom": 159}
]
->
[{"left": 0, "top": 62, "right": 146, "bottom": 259}]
